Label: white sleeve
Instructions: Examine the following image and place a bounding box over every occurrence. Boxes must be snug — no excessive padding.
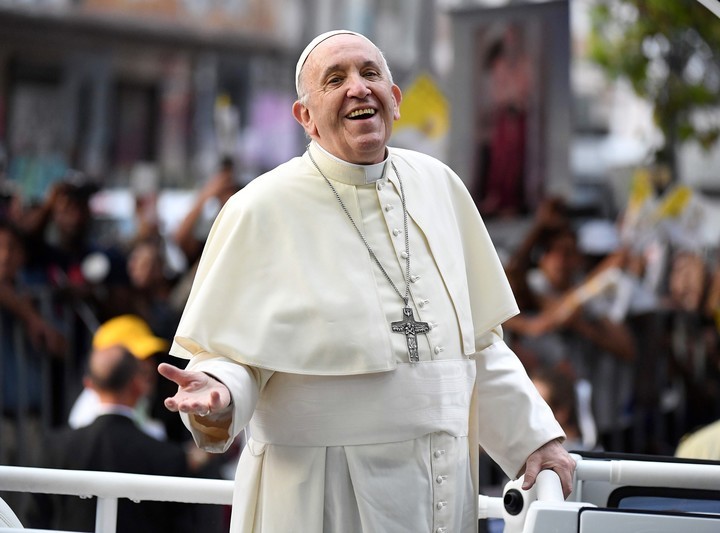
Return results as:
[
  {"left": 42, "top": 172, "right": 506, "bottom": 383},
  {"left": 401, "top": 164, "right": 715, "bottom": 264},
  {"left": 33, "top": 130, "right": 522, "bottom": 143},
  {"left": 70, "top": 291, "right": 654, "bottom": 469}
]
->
[
  {"left": 473, "top": 335, "right": 565, "bottom": 477},
  {"left": 180, "top": 354, "right": 261, "bottom": 453}
]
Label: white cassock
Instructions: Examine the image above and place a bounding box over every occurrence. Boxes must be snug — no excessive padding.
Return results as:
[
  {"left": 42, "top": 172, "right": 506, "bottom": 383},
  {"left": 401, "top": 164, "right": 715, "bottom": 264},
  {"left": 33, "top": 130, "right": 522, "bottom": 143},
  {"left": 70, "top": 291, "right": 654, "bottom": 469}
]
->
[{"left": 170, "top": 142, "right": 564, "bottom": 533}]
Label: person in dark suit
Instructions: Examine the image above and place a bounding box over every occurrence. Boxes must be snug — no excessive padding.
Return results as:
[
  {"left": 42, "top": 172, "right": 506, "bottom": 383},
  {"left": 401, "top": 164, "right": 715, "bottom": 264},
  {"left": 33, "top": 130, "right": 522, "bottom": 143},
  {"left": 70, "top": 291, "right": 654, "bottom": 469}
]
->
[{"left": 29, "top": 344, "right": 195, "bottom": 533}]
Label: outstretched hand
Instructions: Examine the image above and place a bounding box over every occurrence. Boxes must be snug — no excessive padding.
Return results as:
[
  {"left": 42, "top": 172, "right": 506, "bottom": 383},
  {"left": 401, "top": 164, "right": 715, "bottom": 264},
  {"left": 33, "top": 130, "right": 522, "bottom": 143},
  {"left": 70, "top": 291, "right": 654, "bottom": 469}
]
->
[
  {"left": 158, "top": 362, "right": 232, "bottom": 417},
  {"left": 520, "top": 438, "right": 576, "bottom": 499}
]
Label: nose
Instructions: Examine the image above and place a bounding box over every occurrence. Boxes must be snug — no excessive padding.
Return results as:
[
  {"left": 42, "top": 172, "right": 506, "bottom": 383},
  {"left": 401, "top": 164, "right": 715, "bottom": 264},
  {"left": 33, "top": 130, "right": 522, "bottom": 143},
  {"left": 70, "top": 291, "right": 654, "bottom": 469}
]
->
[{"left": 346, "top": 72, "right": 371, "bottom": 98}]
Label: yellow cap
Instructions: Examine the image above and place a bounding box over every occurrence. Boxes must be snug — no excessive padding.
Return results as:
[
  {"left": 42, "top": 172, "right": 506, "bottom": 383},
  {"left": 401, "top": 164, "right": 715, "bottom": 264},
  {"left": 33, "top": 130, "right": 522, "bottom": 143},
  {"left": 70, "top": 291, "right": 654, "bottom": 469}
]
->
[{"left": 92, "top": 315, "right": 170, "bottom": 360}]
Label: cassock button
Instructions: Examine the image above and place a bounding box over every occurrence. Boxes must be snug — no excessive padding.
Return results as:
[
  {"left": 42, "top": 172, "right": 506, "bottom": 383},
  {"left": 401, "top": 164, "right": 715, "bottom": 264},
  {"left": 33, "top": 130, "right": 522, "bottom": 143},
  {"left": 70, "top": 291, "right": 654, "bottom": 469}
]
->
[
  {"left": 410, "top": 275, "right": 420, "bottom": 283},
  {"left": 434, "top": 449, "right": 445, "bottom": 458},
  {"left": 435, "top": 475, "right": 446, "bottom": 484},
  {"left": 436, "top": 527, "right": 447, "bottom": 533},
  {"left": 377, "top": 181, "right": 384, "bottom": 190},
  {"left": 434, "top": 346, "right": 444, "bottom": 355},
  {"left": 436, "top": 501, "right": 447, "bottom": 510},
  {"left": 401, "top": 251, "right": 409, "bottom": 259},
  {"left": 393, "top": 228, "right": 402, "bottom": 236},
  {"left": 384, "top": 204, "right": 394, "bottom": 212},
  {"left": 418, "top": 299, "right": 429, "bottom": 308}
]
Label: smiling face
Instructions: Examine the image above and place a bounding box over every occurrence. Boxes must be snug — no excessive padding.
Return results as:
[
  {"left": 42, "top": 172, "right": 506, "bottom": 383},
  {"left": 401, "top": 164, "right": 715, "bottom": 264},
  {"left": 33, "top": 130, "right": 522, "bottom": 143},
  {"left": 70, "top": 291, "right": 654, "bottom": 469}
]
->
[{"left": 292, "top": 34, "right": 402, "bottom": 164}]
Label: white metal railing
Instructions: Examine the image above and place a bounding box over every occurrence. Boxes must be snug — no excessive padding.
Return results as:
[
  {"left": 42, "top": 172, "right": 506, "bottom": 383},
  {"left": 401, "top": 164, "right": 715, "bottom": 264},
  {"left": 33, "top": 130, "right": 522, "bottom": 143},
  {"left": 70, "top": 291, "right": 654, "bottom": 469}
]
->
[
  {"left": 6, "top": 457, "right": 719, "bottom": 533},
  {"left": 0, "top": 465, "right": 234, "bottom": 533},
  {"left": 575, "top": 457, "right": 720, "bottom": 490}
]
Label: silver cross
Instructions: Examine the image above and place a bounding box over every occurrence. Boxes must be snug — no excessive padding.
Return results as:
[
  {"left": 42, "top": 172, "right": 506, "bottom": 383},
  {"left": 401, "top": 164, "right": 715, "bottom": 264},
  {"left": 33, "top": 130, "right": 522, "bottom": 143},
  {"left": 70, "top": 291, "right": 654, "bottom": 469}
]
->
[{"left": 391, "top": 307, "right": 430, "bottom": 363}]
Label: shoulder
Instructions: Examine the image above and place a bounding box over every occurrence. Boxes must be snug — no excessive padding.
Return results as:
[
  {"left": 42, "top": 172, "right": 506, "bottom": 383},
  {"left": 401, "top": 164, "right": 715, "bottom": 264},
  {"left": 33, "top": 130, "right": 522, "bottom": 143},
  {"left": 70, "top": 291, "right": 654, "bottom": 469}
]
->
[
  {"left": 388, "top": 146, "right": 454, "bottom": 174},
  {"left": 388, "top": 146, "right": 466, "bottom": 192},
  {"left": 218, "top": 154, "right": 315, "bottom": 215},
  {"left": 388, "top": 146, "right": 473, "bottom": 210}
]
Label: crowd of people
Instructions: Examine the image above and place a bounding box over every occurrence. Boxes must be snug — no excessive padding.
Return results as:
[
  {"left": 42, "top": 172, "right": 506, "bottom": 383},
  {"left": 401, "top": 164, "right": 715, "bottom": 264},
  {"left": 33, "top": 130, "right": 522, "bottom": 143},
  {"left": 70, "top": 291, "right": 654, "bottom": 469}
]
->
[
  {"left": 0, "top": 28, "right": 719, "bottom": 533},
  {"left": 0, "top": 159, "right": 242, "bottom": 528},
  {"left": 501, "top": 185, "right": 720, "bottom": 456}
]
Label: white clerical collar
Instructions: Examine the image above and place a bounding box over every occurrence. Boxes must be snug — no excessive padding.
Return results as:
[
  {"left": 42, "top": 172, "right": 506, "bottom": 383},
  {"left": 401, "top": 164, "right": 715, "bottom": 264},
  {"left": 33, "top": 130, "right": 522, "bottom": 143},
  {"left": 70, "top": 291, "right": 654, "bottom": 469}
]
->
[{"left": 309, "top": 142, "right": 388, "bottom": 185}]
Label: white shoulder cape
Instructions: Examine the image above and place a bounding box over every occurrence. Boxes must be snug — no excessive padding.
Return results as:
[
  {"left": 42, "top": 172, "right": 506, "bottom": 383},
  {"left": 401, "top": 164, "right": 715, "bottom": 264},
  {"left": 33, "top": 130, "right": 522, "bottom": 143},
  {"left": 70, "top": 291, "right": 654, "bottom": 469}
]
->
[{"left": 170, "top": 145, "right": 518, "bottom": 375}]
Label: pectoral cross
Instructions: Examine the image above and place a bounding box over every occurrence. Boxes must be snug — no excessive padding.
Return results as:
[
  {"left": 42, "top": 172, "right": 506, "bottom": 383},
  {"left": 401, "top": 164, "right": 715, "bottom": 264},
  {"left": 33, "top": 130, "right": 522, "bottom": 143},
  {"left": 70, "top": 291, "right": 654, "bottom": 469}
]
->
[{"left": 391, "top": 307, "right": 430, "bottom": 363}]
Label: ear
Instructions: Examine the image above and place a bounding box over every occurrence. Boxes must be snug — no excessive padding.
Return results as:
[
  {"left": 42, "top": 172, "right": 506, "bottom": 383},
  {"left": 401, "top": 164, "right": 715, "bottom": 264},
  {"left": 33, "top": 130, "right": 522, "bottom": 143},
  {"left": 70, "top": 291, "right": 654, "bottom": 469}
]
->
[
  {"left": 292, "top": 100, "right": 318, "bottom": 138},
  {"left": 391, "top": 84, "right": 403, "bottom": 121}
]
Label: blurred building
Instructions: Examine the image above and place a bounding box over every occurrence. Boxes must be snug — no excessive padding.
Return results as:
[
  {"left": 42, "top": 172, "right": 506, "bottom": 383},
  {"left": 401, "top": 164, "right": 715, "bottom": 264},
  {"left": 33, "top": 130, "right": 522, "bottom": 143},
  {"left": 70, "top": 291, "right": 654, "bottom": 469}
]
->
[
  {"left": 0, "top": 0, "right": 717, "bottom": 215},
  {"left": 0, "top": 0, "right": 443, "bottom": 202},
  {"left": 0, "top": 0, "right": 301, "bottom": 199}
]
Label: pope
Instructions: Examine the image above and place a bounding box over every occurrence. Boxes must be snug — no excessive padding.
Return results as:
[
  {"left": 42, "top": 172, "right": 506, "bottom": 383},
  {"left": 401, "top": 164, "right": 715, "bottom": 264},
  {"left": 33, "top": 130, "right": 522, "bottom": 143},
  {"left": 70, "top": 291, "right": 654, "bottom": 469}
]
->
[{"left": 159, "top": 29, "right": 575, "bottom": 533}]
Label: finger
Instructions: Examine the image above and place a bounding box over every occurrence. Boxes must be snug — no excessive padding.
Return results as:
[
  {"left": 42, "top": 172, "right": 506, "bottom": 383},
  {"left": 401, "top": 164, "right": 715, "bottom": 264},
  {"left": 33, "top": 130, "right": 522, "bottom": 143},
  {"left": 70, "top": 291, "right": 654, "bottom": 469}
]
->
[
  {"left": 164, "top": 397, "right": 179, "bottom": 412},
  {"left": 555, "top": 467, "right": 573, "bottom": 498},
  {"left": 209, "top": 390, "right": 223, "bottom": 411},
  {"left": 158, "top": 362, "right": 187, "bottom": 384},
  {"left": 181, "top": 402, "right": 211, "bottom": 416},
  {"left": 522, "top": 465, "right": 538, "bottom": 490},
  {"left": 561, "top": 458, "right": 577, "bottom": 498}
]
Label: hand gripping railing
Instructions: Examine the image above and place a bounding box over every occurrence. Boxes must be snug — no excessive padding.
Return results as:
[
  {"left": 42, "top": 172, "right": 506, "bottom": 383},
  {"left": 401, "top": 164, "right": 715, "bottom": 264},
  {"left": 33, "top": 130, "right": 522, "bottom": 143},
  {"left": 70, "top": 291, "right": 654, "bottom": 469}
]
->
[{"left": 0, "top": 465, "right": 234, "bottom": 533}]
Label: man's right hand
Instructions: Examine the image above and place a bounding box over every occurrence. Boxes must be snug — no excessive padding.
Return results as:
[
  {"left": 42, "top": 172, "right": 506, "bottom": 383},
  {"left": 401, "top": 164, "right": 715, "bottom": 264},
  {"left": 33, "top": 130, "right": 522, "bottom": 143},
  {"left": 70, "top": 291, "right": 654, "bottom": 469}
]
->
[{"left": 158, "top": 362, "right": 232, "bottom": 418}]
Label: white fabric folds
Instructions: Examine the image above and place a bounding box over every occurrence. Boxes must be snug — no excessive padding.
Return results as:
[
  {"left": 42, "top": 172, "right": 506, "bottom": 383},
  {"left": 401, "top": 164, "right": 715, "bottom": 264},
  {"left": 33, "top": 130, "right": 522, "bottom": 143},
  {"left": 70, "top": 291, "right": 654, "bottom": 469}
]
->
[{"left": 249, "top": 359, "right": 476, "bottom": 447}]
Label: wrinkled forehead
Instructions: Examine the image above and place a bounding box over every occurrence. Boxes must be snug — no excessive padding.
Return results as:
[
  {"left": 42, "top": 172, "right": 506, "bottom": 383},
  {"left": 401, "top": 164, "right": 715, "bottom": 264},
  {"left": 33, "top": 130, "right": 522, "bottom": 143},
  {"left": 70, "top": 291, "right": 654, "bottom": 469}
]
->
[{"left": 295, "top": 30, "right": 379, "bottom": 93}]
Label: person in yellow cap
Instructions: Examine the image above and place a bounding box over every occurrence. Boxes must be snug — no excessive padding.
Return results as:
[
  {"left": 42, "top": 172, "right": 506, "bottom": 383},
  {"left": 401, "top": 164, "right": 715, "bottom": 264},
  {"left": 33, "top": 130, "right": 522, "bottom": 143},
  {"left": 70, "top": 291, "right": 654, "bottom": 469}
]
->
[{"left": 68, "top": 314, "right": 170, "bottom": 440}]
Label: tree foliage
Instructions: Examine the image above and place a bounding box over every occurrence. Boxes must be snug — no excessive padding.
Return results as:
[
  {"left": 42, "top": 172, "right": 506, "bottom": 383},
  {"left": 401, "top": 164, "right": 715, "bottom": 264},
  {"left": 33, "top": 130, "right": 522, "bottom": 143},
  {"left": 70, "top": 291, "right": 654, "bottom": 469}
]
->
[{"left": 588, "top": 0, "right": 720, "bottom": 173}]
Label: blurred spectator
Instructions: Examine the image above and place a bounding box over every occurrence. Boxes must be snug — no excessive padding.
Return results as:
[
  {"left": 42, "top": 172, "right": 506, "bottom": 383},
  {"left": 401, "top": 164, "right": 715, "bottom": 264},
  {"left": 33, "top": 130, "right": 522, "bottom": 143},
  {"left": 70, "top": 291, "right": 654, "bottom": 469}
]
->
[
  {"left": 68, "top": 314, "right": 231, "bottom": 531},
  {"left": 114, "top": 237, "right": 182, "bottom": 342},
  {"left": 0, "top": 219, "right": 67, "bottom": 520},
  {"left": 28, "top": 344, "right": 196, "bottom": 533},
  {"left": 68, "top": 315, "right": 170, "bottom": 442},
  {"left": 169, "top": 156, "right": 242, "bottom": 313},
  {"left": 530, "top": 366, "right": 599, "bottom": 452},
  {"left": 172, "top": 156, "right": 241, "bottom": 268},
  {"left": 0, "top": 180, "right": 24, "bottom": 226},
  {"left": 14, "top": 174, "right": 134, "bottom": 437},
  {"left": 128, "top": 162, "right": 163, "bottom": 246},
  {"left": 19, "top": 174, "right": 130, "bottom": 335},
  {"left": 667, "top": 249, "right": 720, "bottom": 434},
  {"left": 668, "top": 251, "right": 707, "bottom": 313},
  {"left": 503, "top": 198, "right": 637, "bottom": 447}
]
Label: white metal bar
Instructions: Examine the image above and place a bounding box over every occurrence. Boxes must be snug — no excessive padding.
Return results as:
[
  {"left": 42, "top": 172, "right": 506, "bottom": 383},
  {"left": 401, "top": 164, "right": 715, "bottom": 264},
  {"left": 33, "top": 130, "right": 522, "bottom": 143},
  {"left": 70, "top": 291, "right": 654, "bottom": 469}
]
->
[
  {"left": 95, "top": 498, "right": 118, "bottom": 533},
  {"left": 535, "top": 470, "right": 564, "bottom": 502},
  {"left": 576, "top": 459, "right": 720, "bottom": 491},
  {"left": 0, "top": 465, "right": 234, "bottom": 505},
  {"left": 478, "top": 494, "right": 504, "bottom": 520}
]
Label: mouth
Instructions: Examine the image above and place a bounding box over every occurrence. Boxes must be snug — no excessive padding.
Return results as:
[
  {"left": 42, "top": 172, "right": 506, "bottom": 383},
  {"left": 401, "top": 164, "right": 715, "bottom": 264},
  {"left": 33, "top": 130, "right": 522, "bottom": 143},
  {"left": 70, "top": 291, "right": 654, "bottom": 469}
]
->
[{"left": 346, "top": 108, "right": 376, "bottom": 120}]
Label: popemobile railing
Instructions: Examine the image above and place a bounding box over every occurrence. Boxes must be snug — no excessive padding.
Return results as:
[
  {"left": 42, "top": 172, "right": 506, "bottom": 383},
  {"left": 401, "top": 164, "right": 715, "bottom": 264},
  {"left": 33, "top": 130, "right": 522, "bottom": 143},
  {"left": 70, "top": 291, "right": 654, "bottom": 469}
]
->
[
  {"left": 0, "top": 465, "right": 234, "bottom": 533},
  {"left": 0, "top": 463, "right": 565, "bottom": 533},
  {"left": 3, "top": 454, "right": 720, "bottom": 533}
]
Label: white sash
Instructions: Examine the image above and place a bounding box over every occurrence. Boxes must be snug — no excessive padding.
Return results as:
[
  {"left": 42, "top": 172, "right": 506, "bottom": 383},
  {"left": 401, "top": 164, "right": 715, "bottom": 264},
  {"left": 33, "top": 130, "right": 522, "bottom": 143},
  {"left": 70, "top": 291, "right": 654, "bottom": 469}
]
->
[{"left": 248, "top": 359, "right": 476, "bottom": 447}]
